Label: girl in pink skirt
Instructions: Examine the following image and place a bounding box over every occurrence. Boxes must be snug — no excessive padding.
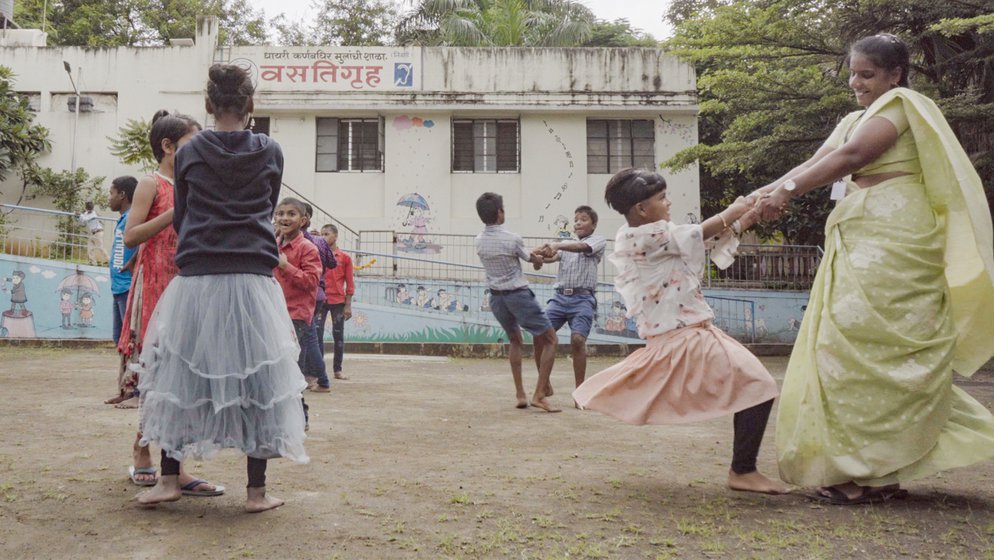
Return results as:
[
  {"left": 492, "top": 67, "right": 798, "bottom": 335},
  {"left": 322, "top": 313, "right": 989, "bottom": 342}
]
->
[{"left": 573, "top": 168, "right": 788, "bottom": 495}]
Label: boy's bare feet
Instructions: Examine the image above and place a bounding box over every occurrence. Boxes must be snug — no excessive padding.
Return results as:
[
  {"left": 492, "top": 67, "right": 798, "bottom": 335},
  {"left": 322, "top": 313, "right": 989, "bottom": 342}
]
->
[
  {"left": 136, "top": 475, "right": 182, "bottom": 506},
  {"left": 531, "top": 397, "right": 562, "bottom": 413},
  {"left": 727, "top": 470, "right": 791, "bottom": 495},
  {"left": 115, "top": 396, "right": 140, "bottom": 409},
  {"left": 334, "top": 373, "right": 349, "bottom": 380},
  {"left": 516, "top": 398, "right": 529, "bottom": 409},
  {"left": 245, "top": 486, "right": 284, "bottom": 513}
]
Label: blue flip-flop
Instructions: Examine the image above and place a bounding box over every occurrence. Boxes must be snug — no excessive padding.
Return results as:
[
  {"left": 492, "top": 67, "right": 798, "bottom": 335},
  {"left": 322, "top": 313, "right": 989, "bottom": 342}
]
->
[
  {"left": 128, "top": 466, "right": 158, "bottom": 487},
  {"left": 180, "top": 479, "right": 226, "bottom": 497}
]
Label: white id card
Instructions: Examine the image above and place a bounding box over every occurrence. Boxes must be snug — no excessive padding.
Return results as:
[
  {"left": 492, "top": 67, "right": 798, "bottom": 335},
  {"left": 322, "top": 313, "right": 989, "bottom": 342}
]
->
[{"left": 830, "top": 180, "right": 847, "bottom": 201}]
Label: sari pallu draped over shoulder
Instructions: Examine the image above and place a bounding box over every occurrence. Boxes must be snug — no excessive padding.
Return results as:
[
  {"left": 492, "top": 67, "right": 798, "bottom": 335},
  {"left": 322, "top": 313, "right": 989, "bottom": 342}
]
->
[{"left": 775, "top": 88, "right": 994, "bottom": 487}]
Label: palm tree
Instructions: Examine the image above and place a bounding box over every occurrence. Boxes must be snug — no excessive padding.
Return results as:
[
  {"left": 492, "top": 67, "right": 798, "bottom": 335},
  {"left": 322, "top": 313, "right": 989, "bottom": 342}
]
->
[{"left": 396, "top": 0, "right": 595, "bottom": 47}]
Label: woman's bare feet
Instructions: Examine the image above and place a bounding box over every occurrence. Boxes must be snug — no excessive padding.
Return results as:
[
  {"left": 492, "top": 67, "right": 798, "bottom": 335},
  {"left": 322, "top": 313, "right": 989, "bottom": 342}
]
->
[
  {"left": 531, "top": 397, "right": 562, "bottom": 413},
  {"left": 115, "top": 396, "right": 140, "bottom": 409},
  {"left": 245, "top": 486, "right": 284, "bottom": 513},
  {"left": 136, "top": 475, "right": 181, "bottom": 506},
  {"left": 727, "top": 470, "right": 791, "bottom": 495}
]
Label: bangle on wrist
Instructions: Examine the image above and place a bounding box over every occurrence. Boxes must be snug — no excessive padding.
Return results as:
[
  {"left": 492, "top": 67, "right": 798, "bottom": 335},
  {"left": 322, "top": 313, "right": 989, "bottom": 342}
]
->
[{"left": 719, "top": 213, "right": 730, "bottom": 230}]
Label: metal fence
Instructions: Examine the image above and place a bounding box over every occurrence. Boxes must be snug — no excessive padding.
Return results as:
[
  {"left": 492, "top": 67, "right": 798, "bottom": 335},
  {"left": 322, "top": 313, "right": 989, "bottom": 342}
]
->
[
  {"left": 704, "top": 243, "right": 823, "bottom": 290},
  {"left": 1, "top": 202, "right": 822, "bottom": 292},
  {"left": 0, "top": 204, "right": 115, "bottom": 263}
]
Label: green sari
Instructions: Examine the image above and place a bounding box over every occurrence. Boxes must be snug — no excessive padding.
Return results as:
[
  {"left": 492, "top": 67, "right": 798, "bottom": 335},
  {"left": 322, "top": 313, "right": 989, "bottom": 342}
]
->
[{"left": 776, "top": 89, "right": 994, "bottom": 487}]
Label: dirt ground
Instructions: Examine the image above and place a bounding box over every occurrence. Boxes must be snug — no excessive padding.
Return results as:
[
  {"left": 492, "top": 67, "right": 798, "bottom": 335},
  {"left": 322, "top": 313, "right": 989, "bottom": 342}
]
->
[{"left": 1, "top": 347, "right": 994, "bottom": 560}]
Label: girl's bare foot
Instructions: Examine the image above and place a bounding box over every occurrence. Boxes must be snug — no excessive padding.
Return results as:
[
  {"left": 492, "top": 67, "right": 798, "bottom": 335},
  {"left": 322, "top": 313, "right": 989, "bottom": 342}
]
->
[
  {"left": 136, "top": 475, "right": 182, "bottom": 506},
  {"left": 245, "top": 486, "right": 284, "bottom": 513},
  {"left": 104, "top": 392, "right": 131, "bottom": 405},
  {"left": 131, "top": 440, "right": 156, "bottom": 485},
  {"left": 727, "top": 470, "right": 790, "bottom": 495},
  {"left": 531, "top": 397, "right": 562, "bottom": 413},
  {"left": 115, "top": 396, "right": 140, "bottom": 409}
]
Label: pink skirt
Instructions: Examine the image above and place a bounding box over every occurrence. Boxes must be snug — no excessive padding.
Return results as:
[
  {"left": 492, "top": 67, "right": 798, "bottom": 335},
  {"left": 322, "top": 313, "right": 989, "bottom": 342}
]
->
[{"left": 573, "top": 323, "right": 779, "bottom": 425}]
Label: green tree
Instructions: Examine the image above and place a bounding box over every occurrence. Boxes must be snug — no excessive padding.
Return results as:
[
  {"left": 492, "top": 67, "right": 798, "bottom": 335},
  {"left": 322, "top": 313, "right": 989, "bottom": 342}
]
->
[
  {"left": 582, "top": 19, "right": 659, "bottom": 47},
  {"left": 108, "top": 119, "right": 156, "bottom": 173},
  {"left": 13, "top": 0, "right": 268, "bottom": 46},
  {"left": 396, "top": 0, "right": 595, "bottom": 46},
  {"left": 0, "top": 67, "right": 51, "bottom": 206},
  {"left": 662, "top": 0, "right": 994, "bottom": 245},
  {"left": 272, "top": 0, "right": 398, "bottom": 46}
]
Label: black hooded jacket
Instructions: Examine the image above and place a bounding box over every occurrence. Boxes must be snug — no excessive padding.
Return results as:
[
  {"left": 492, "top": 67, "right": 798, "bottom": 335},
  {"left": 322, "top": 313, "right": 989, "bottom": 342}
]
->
[{"left": 173, "top": 130, "right": 284, "bottom": 276}]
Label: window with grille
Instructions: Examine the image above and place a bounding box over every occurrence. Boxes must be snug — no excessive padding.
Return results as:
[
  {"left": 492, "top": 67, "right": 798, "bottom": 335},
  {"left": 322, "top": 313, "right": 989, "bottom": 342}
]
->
[
  {"left": 452, "top": 119, "right": 519, "bottom": 173},
  {"left": 586, "top": 119, "right": 655, "bottom": 174},
  {"left": 316, "top": 117, "right": 384, "bottom": 172}
]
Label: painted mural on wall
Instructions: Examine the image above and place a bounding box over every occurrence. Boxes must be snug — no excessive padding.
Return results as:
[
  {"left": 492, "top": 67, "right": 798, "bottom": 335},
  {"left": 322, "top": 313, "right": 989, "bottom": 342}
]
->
[
  {"left": 537, "top": 120, "right": 578, "bottom": 234},
  {"left": 0, "top": 254, "right": 111, "bottom": 339},
  {"left": 0, "top": 253, "right": 808, "bottom": 345},
  {"left": 335, "top": 277, "right": 809, "bottom": 345},
  {"left": 394, "top": 192, "right": 443, "bottom": 254}
]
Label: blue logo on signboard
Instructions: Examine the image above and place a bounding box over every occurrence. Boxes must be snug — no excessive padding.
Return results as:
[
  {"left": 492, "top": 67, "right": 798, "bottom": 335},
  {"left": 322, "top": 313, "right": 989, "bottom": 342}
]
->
[{"left": 394, "top": 63, "right": 414, "bottom": 87}]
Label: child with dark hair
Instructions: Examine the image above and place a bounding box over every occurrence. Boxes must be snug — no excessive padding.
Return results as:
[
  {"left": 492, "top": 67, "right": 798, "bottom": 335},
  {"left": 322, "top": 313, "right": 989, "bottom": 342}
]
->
[
  {"left": 117, "top": 110, "right": 217, "bottom": 499},
  {"left": 573, "top": 168, "right": 789, "bottom": 494},
  {"left": 475, "top": 192, "right": 560, "bottom": 412},
  {"left": 321, "top": 223, "right": 355, "bottom": 380},
  {"left": 299, "top": 203, "right": 335, "bottom": 392},
  {"left": 105, "top": 176, "right": 139, "bottom": 405},
  {"left": 78, "top": 200, "right": 110, "bottom": 265},
  {"left": 136, "top": 64, "right": 307, "bottom": 513},
  {"left": 535, "top": 205, "right": 606, "bottom": 395}
]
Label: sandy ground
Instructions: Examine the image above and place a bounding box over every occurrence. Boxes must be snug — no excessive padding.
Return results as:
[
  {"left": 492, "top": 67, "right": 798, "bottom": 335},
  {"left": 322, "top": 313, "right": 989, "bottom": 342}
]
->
[{"left": 1, "top": 347, "right": 994, "bottom": 559}]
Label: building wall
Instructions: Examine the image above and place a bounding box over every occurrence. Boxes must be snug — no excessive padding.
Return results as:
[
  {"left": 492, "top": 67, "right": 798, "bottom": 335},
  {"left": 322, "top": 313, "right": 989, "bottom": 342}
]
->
[{"left": 0, "top": 17, "right": 700, "bottom": 243}]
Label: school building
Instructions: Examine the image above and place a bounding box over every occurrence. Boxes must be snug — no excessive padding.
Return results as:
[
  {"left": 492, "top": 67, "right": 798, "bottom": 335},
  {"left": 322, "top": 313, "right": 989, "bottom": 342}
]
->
[{"left": 0, "top": 16, "right": 700, "bottom": 240}]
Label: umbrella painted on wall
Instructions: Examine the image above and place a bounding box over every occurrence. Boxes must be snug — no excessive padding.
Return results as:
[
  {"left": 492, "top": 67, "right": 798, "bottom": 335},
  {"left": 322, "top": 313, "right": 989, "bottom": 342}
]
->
[{"left": 395, "top": 192, "right": 442, "bottom": 254}]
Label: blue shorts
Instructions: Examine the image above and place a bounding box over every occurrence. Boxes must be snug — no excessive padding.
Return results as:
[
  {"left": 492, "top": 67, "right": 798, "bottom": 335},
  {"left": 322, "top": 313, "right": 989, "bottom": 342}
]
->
[
  {"left": 489, "top": 288, "right": 552, "bottom": 336},
  {"left": 545, "top": 292, "right": 596, "bottom": 338}
]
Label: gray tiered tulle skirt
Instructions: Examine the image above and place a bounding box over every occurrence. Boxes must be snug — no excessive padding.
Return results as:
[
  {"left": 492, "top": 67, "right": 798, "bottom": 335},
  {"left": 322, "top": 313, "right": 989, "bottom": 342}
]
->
[{"left": 138, "top": 274, "right": 309, "bottom": 463}]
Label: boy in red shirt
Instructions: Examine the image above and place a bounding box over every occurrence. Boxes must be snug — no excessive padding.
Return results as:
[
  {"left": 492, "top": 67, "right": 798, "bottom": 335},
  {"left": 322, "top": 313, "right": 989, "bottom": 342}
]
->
[
  {"left": 273, "top": 197, "right": 323, "bottom": 427},
  {"left": 320, "top": 224, "right": 355, "bottom": 379}
]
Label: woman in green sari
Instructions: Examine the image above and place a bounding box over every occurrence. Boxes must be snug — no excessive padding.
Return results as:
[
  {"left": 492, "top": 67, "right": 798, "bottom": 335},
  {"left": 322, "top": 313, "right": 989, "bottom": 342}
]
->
[{"left": 754, "top": 34, "right": 994, "bottom": 505}]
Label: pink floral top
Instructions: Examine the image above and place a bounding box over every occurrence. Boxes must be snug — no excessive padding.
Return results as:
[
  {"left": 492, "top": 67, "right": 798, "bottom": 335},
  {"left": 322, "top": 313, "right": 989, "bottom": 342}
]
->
[{"left": 610, "top": 219, "right": 714, "bottom": 338}]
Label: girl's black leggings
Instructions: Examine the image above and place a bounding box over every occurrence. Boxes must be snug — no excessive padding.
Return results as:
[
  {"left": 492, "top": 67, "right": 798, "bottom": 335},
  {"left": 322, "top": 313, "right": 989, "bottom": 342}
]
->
[
  {"left": 731, "top": 398, "right": 774, "bottom": 474},
  {"left": 160, "top": 451, "right": 268, "bottom": 487}
]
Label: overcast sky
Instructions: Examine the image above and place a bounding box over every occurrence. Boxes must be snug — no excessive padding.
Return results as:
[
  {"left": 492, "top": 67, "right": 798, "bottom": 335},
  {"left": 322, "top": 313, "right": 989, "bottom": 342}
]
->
[{"left": 249, "top": 0, "right": 674, "bottom": 41}]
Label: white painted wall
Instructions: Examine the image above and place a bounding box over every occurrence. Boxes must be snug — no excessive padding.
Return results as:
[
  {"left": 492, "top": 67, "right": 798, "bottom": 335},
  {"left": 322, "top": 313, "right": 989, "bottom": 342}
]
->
[{"left": 1, "top": 17, "right": 700, "bottom": 245}]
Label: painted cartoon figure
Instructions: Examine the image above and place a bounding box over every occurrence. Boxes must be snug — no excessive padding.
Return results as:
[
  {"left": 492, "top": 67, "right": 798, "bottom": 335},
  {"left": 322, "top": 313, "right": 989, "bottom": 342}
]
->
[
  {"left": 5, "top": 271, "right": 28, "bottom": 316},
  {"left": 480, "top": 289, "right": 491, "bottom": 312},
  {"left": 414, "top": 286, "right": 431, "bottom": 308},
  {"left": 553, "top": 215, "right": 573, "bottom": 239},
  {"left": 77, "top": 292, "right": 95, "bottom": 327},
  {"left": 395, "top": 283, "right": 413, "bottom": 305},
  {"left": 405, "top": 207, "right": 431, "bottom": 245},
  {"left": 59, "top": 289, "right": 74, "bottom": 328},
  {"left": 603, "top": 301, "right": 627, "bottom": 333}
]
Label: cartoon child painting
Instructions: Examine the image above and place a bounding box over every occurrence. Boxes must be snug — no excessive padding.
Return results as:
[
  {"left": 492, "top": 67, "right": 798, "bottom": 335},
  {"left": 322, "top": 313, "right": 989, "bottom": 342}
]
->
[
  {"left": 59, "top": 289, "right": 74, "bottom": 328},
  {"left": 6, "top": 270, "right": 28, "bottom": 316},
  {"left": 414, "top": 286, "right": 430, "bottom": 308},
  {"left": 553, "top": 215, "right": 573, "bottom": 239},
  {"left": 77, "top": 292, "right": 95, "bottom": 327},
  {"left": 396, "top": 284, "right": 413, "bottom": 305}
]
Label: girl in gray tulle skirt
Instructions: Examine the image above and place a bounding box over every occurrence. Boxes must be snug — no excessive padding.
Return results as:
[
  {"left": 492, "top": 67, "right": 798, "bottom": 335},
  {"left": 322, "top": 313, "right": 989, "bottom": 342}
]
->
[{"left": 136, "top": 64, "right": 308, "bottom": 513}]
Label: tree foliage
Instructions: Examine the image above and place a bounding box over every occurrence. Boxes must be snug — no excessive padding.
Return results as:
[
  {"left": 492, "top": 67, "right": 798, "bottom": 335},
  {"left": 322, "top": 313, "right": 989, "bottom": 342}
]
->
[
  {"left": 108, "top": 119, "right": 156, "bottom": 173},
  {"left": 272, "top": 0, "right": 398, "bottom": 46},
  {"left": 663, "top": 0, "right": 994, "bottom": 245},
  {"left": 582, "top": 19, "right": 659, "bottom": 47},
  {"left": 13, "top": 0, "right": 269, "bottom": 46},
  {"left": 0, "top": 67, "right": 51, "bottom": 205},
  {"left": 396, "top": 0, "right": 595, "bottom": 46}
]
